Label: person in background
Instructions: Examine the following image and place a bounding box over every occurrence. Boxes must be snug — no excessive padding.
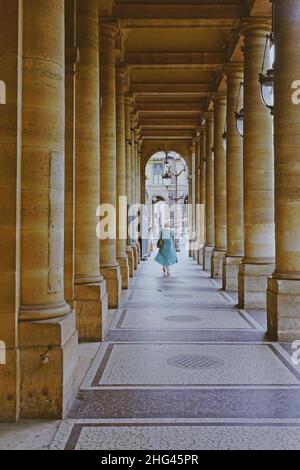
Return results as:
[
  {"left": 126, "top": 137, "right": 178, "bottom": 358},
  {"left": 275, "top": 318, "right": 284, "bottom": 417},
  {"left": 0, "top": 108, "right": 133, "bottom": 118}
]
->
[{"left": 154, "top": 221, "right": 178, "bottom": 276}]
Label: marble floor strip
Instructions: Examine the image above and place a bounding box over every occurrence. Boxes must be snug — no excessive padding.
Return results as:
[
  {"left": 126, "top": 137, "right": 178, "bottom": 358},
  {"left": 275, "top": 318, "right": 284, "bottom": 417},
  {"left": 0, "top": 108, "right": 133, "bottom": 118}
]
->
[{"left": 50, "top": 250, "right": 300, "bottom": 450}]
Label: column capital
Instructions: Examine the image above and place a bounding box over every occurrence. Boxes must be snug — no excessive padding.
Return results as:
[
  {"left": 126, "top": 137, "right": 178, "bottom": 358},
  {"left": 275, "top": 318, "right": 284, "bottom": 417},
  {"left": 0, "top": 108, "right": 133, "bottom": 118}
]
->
[
  {"left": 223, "top": 62, "right": 244, "bottom": 78},
  {"left": 130, "top": 113, "right": 138, "bottom": 127},
  {"left": 211, "top": 92, "right": 227, "bottom": 106},
  {"left": 99, "top": 20, "right": 119, "bottom": 39},
  {"left": 239, "top": 17, "right": 271, "bottom": 38},
  {"left": 204, "top": 110, "right": 214, "bottom": 122},
  {"left": 193, "top": 135, "right": 201, "bottom": 145},
  {"left": 124, "top": 93, "right": 133, "bottom": 107},
  {"left": 116, "top": 65, "right": 128, "bottom": 83},
  {"left": 190, "top": 140, "right": 196, "bottom": 153}
]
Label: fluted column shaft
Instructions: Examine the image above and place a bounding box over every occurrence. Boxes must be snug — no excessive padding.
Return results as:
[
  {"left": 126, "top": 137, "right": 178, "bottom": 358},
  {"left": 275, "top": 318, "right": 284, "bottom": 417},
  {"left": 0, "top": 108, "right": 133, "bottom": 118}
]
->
[
  {"left": 212, "top": 96, "right": 227, "bottom": 278},
  {"left": 116, "top": 67, "right": 129, "bottom": 288},
  {"left": 74, "top": 0, "right": 108, "bottom": 340},
  {"left": 267, "top": 0, "right": 300, "bottom": 340},
  {"left": 238, "top": 24, "right": 275, "bottom": 309},
  {"left": 223, "top": 65, "right": 244, "bottom": 292},
  {"left": 99, "top": 22, "right": 122, "bottom": 308},
  {"left": 204, "top": 113, "right": 214, "bottom": 271}
]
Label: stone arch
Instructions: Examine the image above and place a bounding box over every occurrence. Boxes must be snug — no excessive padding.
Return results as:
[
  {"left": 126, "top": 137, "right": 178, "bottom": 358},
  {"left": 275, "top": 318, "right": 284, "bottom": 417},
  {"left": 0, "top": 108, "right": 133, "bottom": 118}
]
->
[{"left": 140, "top": 140, "right": 192, "bottom": 178}]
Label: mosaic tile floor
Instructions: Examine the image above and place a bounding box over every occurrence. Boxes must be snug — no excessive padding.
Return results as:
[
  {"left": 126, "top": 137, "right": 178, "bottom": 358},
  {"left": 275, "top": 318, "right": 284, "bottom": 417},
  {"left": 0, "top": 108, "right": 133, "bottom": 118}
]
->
[{"left": 51, "top": 249, "right": 300, "bottom": 450}]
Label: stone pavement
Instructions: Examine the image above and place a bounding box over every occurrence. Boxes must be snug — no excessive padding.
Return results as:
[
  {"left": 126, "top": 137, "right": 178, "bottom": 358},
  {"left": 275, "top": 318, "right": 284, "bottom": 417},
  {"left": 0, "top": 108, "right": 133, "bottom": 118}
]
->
[{"left": 50, "top": 250, "right": 300, "bottom": 450}]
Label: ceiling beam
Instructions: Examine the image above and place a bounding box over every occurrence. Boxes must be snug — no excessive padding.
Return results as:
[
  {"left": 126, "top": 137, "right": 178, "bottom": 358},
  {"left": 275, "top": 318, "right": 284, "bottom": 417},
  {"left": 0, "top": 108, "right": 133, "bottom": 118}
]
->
[
  {"left": 135, "top": 103, "right": 204, "bottom": 112},
  {"left": 126, "top": 52, "right": 226, "bottom": 70},
  {"left": 130, "top": 83, "right": 213, "bottom": 95},
  {"left": 115, "top": 3, "right": 244, "bottom": 21},
  {"left": 139, "top": 118, "right": 198, "bottom": 128},
  {"left": 119, "top": 18, "right": 239, "bottom": 29},
  {"left": 141, "top": 129, "right": 195, "bottom": 139}
]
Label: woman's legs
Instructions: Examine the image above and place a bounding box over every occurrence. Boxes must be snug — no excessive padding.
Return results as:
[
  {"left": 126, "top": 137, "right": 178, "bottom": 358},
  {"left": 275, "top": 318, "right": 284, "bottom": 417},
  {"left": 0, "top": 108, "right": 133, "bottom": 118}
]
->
[{"left": 166, "top": 265, "right": 170, "bottom": 275}]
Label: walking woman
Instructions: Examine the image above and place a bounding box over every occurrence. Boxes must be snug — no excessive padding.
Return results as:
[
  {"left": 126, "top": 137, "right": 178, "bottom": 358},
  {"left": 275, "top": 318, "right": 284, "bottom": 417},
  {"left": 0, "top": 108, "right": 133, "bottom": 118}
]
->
[{"left": 154, "top": 222, "right": 178, "bottom": 275}]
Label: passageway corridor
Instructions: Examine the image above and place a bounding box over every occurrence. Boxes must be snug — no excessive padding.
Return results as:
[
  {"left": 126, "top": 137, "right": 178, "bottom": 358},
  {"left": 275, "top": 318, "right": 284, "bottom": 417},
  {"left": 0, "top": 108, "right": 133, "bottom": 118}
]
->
[{"left": 47, "top": 252, "right": 300, "bottom": 450}]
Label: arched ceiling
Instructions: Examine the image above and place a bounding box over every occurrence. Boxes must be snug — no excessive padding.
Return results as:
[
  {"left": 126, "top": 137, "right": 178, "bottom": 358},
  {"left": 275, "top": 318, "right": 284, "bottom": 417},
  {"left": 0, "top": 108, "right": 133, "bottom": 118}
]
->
[{"left": 101, "top": 0, "right": 272, "bottom": 142}]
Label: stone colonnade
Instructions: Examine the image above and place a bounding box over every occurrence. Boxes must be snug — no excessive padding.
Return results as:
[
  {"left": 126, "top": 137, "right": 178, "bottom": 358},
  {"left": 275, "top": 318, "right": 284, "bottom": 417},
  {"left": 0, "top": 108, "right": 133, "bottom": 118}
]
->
[
  {"left": 194, "top": 10, "right": 300, "bottom": 345},
  {"left": 0, "top": 0, "right": 141, "bottom": 422}
]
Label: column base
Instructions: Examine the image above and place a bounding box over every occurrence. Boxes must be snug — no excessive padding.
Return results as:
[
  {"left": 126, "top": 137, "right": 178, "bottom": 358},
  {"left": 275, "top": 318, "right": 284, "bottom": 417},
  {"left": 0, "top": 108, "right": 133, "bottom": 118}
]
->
[
  {"left": 75, "top": 279, "right": 108, "bottom": 342},
  {"left": 135, "top": 242, "right": 141, "bottom": 264},
  {"left": 0, "top": 348, "right": 19, "bottom": 422},
  {"left": 203, "top": 245, "right": 214, "bottom": 272},
  {"left": 267, "top": 277, "right": 300, "bottom": 341},
  {"left": 222, "top": 255, "right": 243, "bottom": 292},
  {"left": 101, "top": 264, "right": 122, "bottom": 309},
  {"left": 19, "top": 310, "right": 78, "bottom": 419},
  {"left": 126, "top": 247, "right": 135, "bottom": 278},
  {"left": 211, "top": 249, "right": 226, "bottom": 279},
  {"left": 238, "top": 261, "right": 274, "bottom": 310},
  {"left": 131, "top": 244, "right": 138, "bottom": 270},
  {"left": 192, "top": 242, "right": 199, "bottom": 261},
  {"left": 189, "top": 240, "right": 196, "bottom": 258},
  {"left": 117, "top": 256, "right": 129, "bottom": 290},
  {"left": 197, "top": 244, "right": 204, "bottom": 266}
]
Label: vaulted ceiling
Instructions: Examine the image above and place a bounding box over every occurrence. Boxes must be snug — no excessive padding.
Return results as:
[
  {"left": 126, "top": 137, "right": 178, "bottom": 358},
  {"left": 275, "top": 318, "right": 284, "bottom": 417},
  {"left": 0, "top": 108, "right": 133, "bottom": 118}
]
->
[{"left": 103, "top": 0, "right": 272, "bottom": 141}]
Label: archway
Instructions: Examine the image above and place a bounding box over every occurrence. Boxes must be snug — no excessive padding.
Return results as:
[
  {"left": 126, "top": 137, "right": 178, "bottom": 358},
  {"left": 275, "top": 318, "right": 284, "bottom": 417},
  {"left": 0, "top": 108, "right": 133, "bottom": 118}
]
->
[{"left": 145, "top": 151, "right": 189, "bottom": 248}]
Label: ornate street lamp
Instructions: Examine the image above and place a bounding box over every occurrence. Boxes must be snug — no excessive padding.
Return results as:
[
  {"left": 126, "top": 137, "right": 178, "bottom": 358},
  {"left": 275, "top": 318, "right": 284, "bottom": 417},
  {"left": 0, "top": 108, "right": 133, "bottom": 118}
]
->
[
  {"left": 235, "top": 81, "right": 244, "bottom": 137},
  {"left": 162, "top": 151, "right": 172, "bottom": 189},
  {"left": 258, "top": 1, "right": 274, "bottom": 115}
]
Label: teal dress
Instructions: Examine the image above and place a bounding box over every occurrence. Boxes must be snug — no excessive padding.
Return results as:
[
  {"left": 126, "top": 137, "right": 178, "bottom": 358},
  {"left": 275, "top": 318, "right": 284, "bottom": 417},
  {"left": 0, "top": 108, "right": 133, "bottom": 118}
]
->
[{"left": 154, "top": 229, "right": 178, "bottom": 267}]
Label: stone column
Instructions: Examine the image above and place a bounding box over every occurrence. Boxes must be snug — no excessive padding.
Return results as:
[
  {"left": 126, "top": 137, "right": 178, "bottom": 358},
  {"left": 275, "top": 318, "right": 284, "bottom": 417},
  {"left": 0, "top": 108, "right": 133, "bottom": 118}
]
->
[
  {"left": 198, "top": 123, "right": 206, "bottom": 265},
  {"left": 223, "top": 64, "right": 244, "bottom": 292},
  {"left": 64, "top": 0, "right": 78, "bottom": 311},
  {"left": 188, "top": 173, "right": 193, "bottom": 256},
  {"left": 189, "top": 142, "right": 197, "bottom": 256},
  {"left": 135, "top": 135, "right": 142, "bottom": 263},
  {"left": 19, "top": 0, "right": 78, "bottom": 418},
  {"left": 238, "top": 22, "right": 275, "bottom": 309},
  {"left": 212, "top": 94, "right": 227, "bottom": 278},
  {"left": 130, "top": 113, "right": 138, "bottom": 267},
  {"left": 267, "top": 0, "right": 300, "bottom": 340},
  {"left": 116, "top": 67, "right": 129, "bottom": 289},
  {"left": 75, "top": 0, "right": 108, "bottom": 341},
  {"left": 193, "top": 137, "right": 200, "bottom": 261},
  {"left": 124, "top": 95, "right": 134, "bottom": 276},
  {"left": 141, "top": 176, "right": 146, "bottom": 205},
  {"left": 204, "top": 112, "right": 215, "bottom": 271},
  {"left": 0, "top": 0, "right": 21, "bottom": 422},
  {"left": 99, "top": 22, "right": 122, "bottom": 308},
  {"left": 136, "top": 138, "right": 141, "bottom": 204}
]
